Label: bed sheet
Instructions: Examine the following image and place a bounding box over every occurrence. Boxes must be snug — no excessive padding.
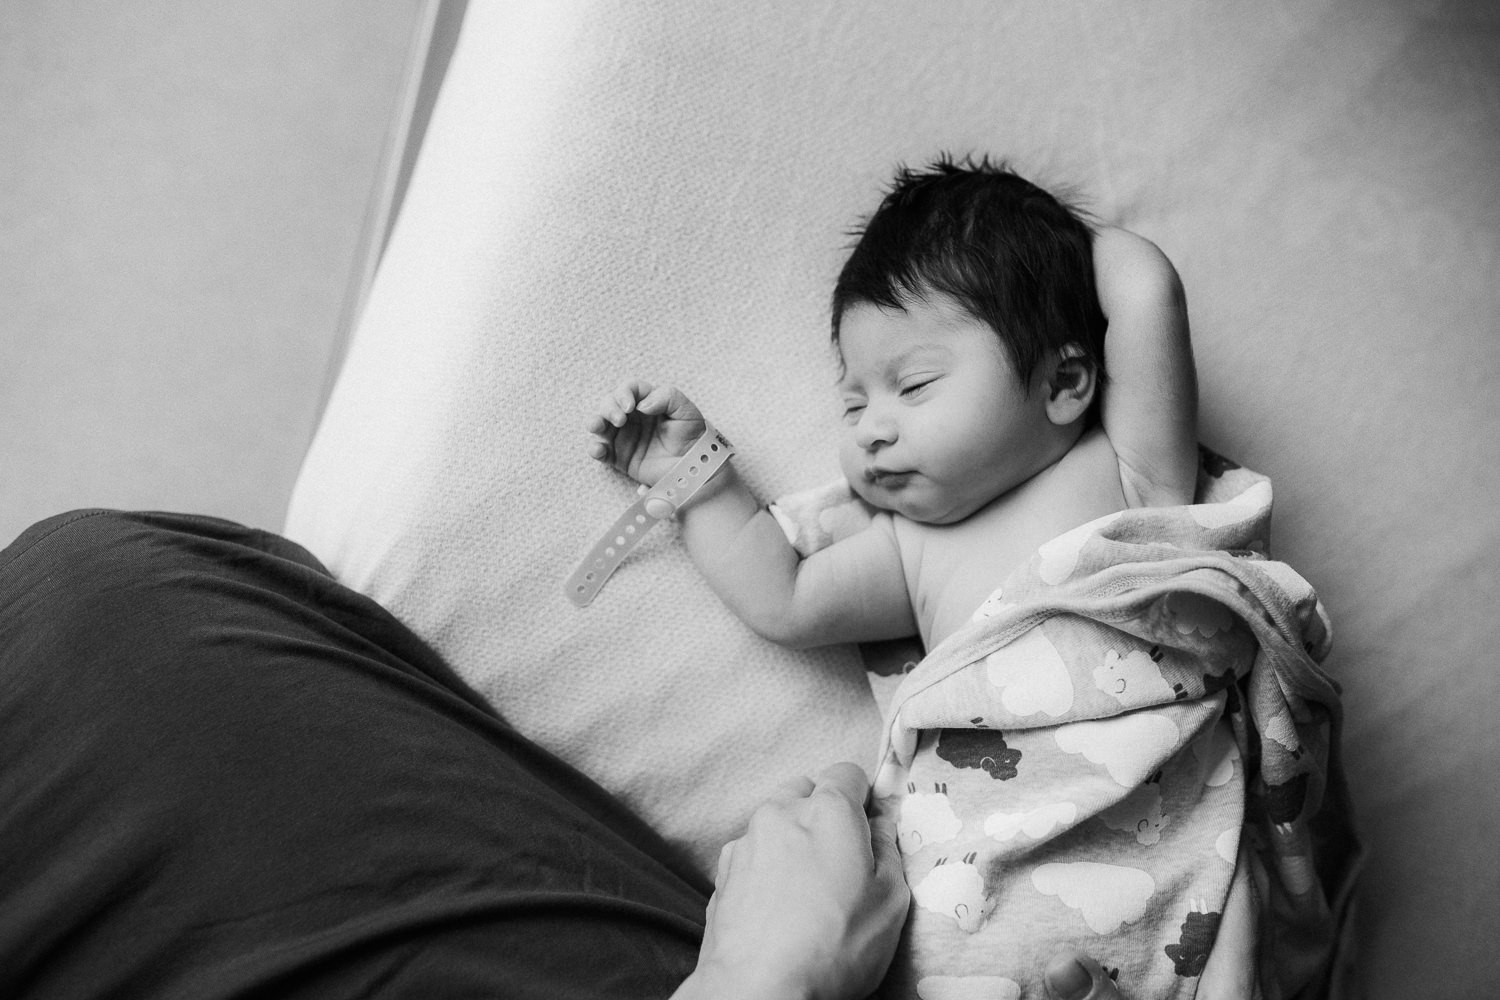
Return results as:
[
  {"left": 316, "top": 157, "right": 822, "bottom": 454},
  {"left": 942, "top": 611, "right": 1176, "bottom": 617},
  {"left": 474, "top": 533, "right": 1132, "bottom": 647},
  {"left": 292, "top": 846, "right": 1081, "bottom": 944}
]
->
[{"left": 285, "top": 2, "right": 1500, "bottom": 996}]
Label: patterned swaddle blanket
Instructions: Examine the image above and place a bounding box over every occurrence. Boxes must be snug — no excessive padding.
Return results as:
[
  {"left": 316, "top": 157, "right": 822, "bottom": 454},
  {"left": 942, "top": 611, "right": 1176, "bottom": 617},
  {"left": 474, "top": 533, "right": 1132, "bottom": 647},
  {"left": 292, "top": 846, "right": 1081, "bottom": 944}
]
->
[{"left": 773, "top": 451, "right": 1361, "bottom": 1000}]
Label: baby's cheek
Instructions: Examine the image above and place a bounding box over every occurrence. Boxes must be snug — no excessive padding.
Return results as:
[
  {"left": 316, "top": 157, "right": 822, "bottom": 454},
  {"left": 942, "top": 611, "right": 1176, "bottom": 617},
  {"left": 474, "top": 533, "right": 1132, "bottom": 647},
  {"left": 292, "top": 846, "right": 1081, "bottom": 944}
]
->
[{"left": 837, "top": 439, "right": 867, "bottom": 494}]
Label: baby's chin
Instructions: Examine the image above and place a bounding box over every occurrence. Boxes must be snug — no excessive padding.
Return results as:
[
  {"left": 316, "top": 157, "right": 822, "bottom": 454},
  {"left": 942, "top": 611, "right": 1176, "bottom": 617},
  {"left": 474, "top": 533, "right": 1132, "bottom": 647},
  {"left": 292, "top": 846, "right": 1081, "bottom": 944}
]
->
[
  {"left": 846, "top": 477, "right": 885, "bottom": 509},
  {"left": 845, "top": 475, "right": 974, "bottom": 526}
]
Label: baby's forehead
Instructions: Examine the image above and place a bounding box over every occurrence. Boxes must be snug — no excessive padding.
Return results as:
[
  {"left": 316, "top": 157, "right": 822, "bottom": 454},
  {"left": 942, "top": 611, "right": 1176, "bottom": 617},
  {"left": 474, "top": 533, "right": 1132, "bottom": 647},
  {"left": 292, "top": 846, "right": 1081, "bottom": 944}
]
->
[
  {"left": 840, "top": 340, "right": 950, "bottom": 371},
  {"left": 840, "top": 289, "right": 976, "bottom": 327},
  {"left": 837, "top": 299, "right": 992, "bottom": 361}
]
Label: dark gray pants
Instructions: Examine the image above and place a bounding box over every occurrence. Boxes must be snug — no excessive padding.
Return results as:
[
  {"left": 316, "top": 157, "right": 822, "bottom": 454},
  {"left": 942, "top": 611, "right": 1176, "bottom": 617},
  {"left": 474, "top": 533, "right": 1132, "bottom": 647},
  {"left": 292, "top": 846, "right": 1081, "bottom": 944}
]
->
[{"left": 0, "top": 510, "right": 708, "bottom": 999}]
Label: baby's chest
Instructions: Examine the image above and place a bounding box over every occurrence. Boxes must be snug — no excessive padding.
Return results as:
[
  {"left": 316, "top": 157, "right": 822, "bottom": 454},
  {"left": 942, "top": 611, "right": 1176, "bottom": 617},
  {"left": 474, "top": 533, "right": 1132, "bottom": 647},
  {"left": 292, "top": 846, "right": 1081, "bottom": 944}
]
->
[
  {"left": 905, "top": 469, "right": 1127, "bottom": 646},
  {"left": 907, "top": 522, "right": 1039, "bottom": 645}
]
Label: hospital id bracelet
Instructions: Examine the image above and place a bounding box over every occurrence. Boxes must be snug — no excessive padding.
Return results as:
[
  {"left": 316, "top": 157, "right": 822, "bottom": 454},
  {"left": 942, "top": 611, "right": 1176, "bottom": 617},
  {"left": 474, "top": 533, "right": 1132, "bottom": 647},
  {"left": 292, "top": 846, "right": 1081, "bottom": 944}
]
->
[{"left": 564, "top": 424, "right": 734, "bottom": 607}]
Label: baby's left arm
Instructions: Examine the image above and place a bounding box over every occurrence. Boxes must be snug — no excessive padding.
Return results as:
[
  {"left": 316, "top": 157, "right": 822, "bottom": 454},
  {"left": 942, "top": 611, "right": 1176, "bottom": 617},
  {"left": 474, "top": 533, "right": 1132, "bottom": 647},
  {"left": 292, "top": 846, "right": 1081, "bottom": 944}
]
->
[
  {"left": 587, "top": 380, "right": 916, "bottom": 650},
  {"left": 1092, "top": 227, "right": 1200, "bottom": 507}
]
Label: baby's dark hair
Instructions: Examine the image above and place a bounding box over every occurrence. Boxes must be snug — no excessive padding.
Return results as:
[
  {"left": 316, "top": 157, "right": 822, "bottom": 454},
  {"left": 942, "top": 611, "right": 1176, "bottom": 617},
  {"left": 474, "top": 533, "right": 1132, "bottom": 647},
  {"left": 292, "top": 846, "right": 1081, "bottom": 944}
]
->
[{"left": 831, "top": 155, "right": 1106, "bottom": 392}]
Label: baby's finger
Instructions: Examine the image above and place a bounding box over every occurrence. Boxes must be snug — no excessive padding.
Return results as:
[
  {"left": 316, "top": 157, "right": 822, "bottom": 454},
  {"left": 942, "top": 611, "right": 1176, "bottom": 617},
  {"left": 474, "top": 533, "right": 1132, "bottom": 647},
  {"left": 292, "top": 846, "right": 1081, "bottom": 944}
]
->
[
  {"left": 596, "top": 390, "right": 633, "bottom": 429},
  {"left": 615, "top": 379, "right": 653, "bottom": 415},
  {"left": 607, "top": 394, "right": 633, "bottom": 424},
  {"left": 585, "top": 437, "right": 611, "bottom": 462},
  {"left": 635, "top": 383, "right": 680, "bottom": 416}
]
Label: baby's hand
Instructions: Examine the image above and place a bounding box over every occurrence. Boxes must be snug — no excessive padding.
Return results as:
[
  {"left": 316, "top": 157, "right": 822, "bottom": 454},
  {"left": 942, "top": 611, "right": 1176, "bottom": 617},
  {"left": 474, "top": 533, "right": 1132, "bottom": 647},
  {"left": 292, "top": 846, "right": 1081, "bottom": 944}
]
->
[{"left": 586, "top": 380, "right": 708, "bottom": 487}]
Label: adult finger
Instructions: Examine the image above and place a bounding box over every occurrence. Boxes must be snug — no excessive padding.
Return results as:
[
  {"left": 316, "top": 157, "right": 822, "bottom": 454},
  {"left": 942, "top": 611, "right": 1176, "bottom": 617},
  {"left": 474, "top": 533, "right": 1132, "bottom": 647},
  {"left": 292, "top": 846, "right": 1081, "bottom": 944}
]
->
[
  {"left": 715, "top": 838, "right": 736, "bottom": 888},
  {"left": 1043, "top": 952, "right": 1123, "bottom": 1000},
  {"left": 867, "top": 811, "right": 902, "bottom": 870},
  {"left": 809, "top": 761, "right": 870, "bottom": 808},
  {"left": 766, "top": 774, "right": 816, "bottom": 803},
  {"left": 867, "top": 810, "right": 911, "bottom": 929}
]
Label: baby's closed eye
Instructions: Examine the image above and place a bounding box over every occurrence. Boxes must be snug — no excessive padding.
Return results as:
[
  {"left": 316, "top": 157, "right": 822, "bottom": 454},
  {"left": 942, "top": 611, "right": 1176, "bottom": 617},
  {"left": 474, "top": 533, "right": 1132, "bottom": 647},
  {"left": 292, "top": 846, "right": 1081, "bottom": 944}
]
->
[{"left": 899, "top": 376, "right": 939, "bottom": 398}]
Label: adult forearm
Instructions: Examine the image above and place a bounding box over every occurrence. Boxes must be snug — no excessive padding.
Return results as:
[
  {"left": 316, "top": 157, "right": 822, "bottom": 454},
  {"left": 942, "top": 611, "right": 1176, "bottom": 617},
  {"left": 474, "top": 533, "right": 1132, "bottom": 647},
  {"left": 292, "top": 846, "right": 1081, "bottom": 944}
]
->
[{"left": 669, "top": 963, "right": 813, "bottom": 1000}]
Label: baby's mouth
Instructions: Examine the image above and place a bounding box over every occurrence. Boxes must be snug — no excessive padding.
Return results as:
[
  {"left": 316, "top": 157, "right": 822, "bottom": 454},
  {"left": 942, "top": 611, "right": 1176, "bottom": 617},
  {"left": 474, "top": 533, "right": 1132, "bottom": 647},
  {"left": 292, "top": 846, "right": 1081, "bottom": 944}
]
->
[{"left": 865, "top": 468, "right": 913, "bottom": 488}]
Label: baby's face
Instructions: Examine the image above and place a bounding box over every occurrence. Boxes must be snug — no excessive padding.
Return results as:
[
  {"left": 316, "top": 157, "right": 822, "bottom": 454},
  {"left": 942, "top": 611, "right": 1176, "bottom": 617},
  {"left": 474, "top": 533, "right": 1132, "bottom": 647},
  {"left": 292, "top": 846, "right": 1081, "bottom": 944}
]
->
[{"left": 836, "top": 295, "right": 1060, "bottom": 525}]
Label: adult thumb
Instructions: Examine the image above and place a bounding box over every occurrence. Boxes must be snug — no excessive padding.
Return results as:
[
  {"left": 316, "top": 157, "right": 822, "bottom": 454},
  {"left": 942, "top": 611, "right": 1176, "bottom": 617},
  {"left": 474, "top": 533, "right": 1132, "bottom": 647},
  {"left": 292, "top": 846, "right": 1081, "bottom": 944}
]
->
[{"left": 1043, "top": 953, "right": 1120, "bottom": 1000}]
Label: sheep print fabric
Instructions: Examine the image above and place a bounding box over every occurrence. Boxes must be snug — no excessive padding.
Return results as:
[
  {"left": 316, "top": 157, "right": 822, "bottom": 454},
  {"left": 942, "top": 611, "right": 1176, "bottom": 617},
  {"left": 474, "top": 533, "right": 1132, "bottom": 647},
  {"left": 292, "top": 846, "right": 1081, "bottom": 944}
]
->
[{"left": 779, "top": 452, "right": 1360, "bottom": 1000}]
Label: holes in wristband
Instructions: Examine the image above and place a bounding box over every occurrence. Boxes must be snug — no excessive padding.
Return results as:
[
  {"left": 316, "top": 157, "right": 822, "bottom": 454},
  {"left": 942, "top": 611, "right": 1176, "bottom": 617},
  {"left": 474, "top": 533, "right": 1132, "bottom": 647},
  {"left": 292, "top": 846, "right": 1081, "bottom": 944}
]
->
[{"left": 567, "top": 428, "right": 732, "bottom": 607}]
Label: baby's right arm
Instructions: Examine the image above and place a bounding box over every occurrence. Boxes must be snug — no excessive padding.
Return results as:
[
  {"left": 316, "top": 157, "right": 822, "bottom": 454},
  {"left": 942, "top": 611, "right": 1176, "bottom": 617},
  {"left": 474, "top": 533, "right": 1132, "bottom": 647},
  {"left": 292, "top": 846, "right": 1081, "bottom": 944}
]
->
[
  {"left": 587, "top": 381, "right": 916, "bottom": 649},
  {"left": 1092, "top": 228, "right": 1200, "bottom": 508}
]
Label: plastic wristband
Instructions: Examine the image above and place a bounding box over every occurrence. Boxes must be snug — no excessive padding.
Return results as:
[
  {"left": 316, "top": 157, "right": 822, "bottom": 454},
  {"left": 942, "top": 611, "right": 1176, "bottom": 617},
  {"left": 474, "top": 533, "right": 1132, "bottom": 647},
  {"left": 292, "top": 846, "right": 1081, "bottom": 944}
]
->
[{"left": 565, "top": 425, "right": 734, "bottom": 607}]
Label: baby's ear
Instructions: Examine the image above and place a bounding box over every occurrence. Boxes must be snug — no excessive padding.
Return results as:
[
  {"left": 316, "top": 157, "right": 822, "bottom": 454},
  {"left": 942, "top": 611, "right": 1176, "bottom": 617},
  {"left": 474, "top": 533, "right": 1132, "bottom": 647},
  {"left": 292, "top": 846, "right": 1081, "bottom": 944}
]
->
[{"left": 1044, "top": 344, "right": 1098, "bottom": 425}]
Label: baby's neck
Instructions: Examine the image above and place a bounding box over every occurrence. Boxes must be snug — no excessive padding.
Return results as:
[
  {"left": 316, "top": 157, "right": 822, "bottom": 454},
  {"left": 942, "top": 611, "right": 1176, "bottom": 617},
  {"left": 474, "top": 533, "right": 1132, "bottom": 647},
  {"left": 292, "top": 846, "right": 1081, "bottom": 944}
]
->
[{"left": 896, "top": 428, "right": 1126, "bottom": 650}]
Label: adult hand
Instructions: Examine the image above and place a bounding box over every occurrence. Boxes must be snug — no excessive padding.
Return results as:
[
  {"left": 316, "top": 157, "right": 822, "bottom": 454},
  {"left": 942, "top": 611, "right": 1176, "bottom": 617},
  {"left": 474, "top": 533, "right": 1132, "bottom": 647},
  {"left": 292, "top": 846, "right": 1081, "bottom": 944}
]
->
[
  {"left": 674, "top": 762, "right": 910, "bottom": 1000},
  {"left": 1043, "top": 952, "right": 1129, "bottom": 1000}
]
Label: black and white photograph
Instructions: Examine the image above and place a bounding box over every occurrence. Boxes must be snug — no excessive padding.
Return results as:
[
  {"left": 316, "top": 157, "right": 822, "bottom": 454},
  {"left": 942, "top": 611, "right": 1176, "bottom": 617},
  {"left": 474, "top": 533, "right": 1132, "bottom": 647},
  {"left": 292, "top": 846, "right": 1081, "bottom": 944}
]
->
[{"left": 3, "top": 2, "right": 1496, "bottom": 997}]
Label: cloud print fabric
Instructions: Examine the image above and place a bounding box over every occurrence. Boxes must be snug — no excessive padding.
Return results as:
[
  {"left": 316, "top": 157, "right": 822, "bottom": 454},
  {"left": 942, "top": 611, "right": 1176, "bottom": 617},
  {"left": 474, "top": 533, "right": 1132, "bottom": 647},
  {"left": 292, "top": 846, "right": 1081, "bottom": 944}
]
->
[{"left": 780, "top": 452, "right": 1359, "bottom": 1000}]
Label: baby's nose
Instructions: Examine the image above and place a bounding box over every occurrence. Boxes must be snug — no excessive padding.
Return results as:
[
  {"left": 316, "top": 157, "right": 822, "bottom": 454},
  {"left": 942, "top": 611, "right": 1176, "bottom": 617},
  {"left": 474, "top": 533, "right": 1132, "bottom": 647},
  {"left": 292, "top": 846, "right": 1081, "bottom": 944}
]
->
[{"left": 854, "top": 411, "right": 897, "bottom": 450}]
